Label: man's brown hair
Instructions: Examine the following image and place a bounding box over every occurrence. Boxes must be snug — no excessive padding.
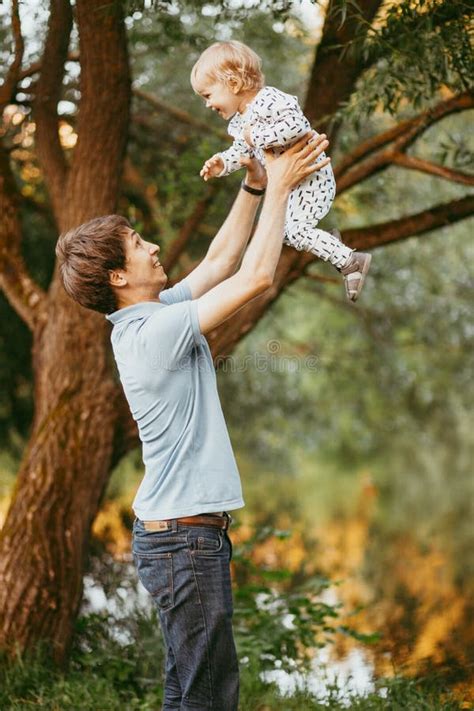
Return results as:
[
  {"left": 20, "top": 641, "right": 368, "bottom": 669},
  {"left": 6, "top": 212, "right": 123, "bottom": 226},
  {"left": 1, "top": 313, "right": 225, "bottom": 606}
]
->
[{"left": 55, "top": 215, "right": 131, "bottom": 314}]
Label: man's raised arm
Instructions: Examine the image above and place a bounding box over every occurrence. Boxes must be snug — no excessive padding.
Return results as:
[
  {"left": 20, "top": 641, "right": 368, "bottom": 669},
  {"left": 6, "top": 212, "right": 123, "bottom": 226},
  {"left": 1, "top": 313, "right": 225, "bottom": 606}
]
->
[
  {"left": 185, "top": 157, "right": 267, "bottom": 300},
  {"left": 196, "top": 133, "right": 330, "bottom": 335}
]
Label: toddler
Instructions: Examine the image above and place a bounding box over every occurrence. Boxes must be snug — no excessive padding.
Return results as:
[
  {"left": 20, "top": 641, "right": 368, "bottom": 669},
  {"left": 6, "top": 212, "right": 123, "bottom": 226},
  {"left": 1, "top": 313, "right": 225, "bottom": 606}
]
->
[{"left": 191, "top": 40, "right": 371, "bottom": 302}]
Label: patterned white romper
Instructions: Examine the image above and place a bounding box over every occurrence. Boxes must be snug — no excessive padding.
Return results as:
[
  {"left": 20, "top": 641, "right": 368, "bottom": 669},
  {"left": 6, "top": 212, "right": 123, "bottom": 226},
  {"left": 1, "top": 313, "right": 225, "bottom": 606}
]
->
[{"left": 217, "top": 86, "right": 352, "bottom": 269}]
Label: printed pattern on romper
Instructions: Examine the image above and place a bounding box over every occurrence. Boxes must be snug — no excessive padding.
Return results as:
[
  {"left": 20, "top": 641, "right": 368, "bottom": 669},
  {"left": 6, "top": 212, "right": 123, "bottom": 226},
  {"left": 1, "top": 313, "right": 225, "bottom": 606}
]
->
[{"left": 216, "top": 86, "right": 349, "bottom": 266}]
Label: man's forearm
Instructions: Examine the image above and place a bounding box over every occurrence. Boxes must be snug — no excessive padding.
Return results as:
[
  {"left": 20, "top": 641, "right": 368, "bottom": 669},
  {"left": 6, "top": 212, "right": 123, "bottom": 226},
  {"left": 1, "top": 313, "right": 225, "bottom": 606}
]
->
[
  {"left": 239, "top": 183, "right": 289, "bottom": 283},
  {"left": 205, "top": 186, "right": 262, "bottom": 275}
]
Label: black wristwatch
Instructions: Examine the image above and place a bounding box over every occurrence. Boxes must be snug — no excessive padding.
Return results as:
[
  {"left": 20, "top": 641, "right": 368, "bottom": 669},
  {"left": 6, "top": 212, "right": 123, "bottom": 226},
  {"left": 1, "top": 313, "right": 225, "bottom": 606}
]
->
[{"left": 241, "top": 180, "right": 266, "bottom": 196}]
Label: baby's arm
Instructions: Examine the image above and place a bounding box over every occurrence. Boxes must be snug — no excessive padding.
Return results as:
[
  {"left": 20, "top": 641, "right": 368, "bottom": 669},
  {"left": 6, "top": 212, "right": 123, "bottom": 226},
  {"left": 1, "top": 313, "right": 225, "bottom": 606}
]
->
[
  {"left": 200, "top": 154, "right": 225, "bottom": 181},
  {"left": 200, "top": 139, "right": 252, "bottom": 180},
  {"left": 216, "top": 137, "right": 253, "bottom": 176},
  {"left": 249, "top": 90, "right": 312, "bottom": 151}
]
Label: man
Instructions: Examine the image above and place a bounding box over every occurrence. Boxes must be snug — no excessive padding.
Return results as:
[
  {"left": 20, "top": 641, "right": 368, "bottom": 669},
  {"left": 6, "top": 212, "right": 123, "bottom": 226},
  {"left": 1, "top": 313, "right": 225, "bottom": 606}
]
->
[{"left": 56, "top": 132, "right": 330, "bottom": 710}]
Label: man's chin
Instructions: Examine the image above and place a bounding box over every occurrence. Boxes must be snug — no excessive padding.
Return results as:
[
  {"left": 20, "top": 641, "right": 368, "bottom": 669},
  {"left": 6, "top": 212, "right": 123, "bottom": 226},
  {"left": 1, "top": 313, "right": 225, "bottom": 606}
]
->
[{"left": 156, "top": 272, "right": 168, "bottom": 292}]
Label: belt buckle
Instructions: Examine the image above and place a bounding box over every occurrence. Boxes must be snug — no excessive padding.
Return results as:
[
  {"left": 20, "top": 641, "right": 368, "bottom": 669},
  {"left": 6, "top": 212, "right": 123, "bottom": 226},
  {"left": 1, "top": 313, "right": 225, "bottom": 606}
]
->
[{"left": 143, "top": 520, "right": 170, "bottom": 532}]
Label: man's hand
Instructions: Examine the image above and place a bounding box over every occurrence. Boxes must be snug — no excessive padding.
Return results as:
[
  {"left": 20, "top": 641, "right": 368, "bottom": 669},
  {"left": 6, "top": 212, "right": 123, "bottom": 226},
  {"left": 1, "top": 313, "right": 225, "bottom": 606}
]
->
[
  {"left": 243, "top": 124, "right": 254, "bottom": 147},
  {"left": 200, "top": 154, "right": 225, "bottom": 181},
  {"left": 195, "top": 132, "right": 331, "bottom": 335},
  {"left": 239, "top": 154, "right": 267, "bottom": 191},
  {"left": 265, "top": 132, "right": 330, "bottom": 195}
]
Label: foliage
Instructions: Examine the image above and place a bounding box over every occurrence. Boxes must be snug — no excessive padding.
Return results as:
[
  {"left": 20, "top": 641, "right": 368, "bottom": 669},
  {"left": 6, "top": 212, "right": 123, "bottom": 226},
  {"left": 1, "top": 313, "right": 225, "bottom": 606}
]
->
[
  {"left": 0, "top": 629, "right": 464, "bottom": 709},
  {"left": 125, "top": 0, "right": 299, "bottom": 25},
  {"left": 340, "top": 0, "right": 473, "bottom": 123},
  {"left": 232, "top": 526, "right": 378, "bottom": 673},
  {"left": 221, "top": 217, "right": 474, "bottom": 561},
  {"left": 0, "top": 538, "right": 465, "bottom": 709}
]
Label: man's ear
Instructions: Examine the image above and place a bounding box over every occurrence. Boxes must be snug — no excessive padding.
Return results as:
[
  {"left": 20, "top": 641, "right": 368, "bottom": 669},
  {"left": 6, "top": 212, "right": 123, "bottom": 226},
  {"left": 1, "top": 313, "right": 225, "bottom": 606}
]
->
[{"left": 108, "top": 269, "right": 127, "bottom": 288}]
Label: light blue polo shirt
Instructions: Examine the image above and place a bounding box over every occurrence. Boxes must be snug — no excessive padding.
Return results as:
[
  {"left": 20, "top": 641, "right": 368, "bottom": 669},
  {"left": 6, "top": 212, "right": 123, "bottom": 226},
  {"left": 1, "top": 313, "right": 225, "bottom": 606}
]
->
[{"left": 106, "top": 279, "right": 244, "bottom": 520}]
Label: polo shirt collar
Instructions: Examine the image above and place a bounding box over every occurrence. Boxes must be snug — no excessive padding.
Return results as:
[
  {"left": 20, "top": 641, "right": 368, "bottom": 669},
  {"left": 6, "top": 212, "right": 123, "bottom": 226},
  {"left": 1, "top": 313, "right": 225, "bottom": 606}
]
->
[{"left": 106, "top": 300, "right": 164, "bottom": 325}]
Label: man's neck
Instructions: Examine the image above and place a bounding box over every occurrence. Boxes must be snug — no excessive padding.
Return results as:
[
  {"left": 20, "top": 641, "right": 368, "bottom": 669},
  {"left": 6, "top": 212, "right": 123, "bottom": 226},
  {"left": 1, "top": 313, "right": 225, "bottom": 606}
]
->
[{"left": 115, "top": 292, "right": 161, "bottom": 310}]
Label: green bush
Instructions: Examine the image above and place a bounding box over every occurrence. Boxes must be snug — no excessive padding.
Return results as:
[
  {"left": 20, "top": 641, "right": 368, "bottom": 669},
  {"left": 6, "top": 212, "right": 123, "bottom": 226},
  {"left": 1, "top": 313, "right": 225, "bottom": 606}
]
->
[
  {"left": 0, "top": 531, "right": 465, "bottom": 709},
  {"left": 0, "top": 644, "right": 463, "bottom": 710}
]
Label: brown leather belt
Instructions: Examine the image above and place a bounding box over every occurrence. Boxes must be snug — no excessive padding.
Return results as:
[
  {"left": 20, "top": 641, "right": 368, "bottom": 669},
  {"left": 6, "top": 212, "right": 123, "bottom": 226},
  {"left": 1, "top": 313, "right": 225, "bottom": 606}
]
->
[{"left": 143, "top": 512, "right": 232, "bottom": 532}]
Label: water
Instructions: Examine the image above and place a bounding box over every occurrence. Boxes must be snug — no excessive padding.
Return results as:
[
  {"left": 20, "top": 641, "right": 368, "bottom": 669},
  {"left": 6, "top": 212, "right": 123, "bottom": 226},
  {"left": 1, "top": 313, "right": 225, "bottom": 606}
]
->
[{"left": 82, "top": 568, "right": 378, "bottom": 704}]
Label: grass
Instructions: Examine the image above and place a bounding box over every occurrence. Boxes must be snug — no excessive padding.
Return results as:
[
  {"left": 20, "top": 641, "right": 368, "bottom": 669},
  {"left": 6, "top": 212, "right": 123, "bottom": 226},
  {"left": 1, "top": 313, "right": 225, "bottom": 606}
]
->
[{"left": 0, "top": 610, "right": 465, "bottom": 711}]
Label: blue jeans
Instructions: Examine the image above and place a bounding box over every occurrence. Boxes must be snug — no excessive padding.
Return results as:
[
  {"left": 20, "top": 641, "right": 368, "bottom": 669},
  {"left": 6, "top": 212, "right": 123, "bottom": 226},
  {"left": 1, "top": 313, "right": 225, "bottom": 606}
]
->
[{"left": 132, "top": 518, "right": 239, "bottom": 711}]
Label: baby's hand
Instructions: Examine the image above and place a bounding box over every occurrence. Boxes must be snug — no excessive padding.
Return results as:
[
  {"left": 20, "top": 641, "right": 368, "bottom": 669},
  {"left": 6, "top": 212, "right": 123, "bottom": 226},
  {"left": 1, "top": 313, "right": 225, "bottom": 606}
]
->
[{"left": 200, "top": 154, "right": 225, "bottom": 181}]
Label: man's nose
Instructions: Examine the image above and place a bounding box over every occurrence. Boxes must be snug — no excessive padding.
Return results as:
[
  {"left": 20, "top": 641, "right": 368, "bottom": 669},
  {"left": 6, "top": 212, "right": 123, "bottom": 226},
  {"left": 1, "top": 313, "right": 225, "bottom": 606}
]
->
[{"left": 149, "top": 243, "right": 159, "bottom": 255}]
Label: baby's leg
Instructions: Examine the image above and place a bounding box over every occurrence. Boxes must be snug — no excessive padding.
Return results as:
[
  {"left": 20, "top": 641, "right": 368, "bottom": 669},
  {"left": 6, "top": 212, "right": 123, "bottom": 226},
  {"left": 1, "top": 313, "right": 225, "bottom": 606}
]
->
[
  {"left": 284, "top": 222, "right": 353, "bottom": 269},
  {"left": 284, "top": 171, "right": 353, "bottom": 268},
  {"left": 284, "top": 223, "right": 371, "bottom": 301},
  {"left": 284, "top": 174, "right": 372, "bottom": 301}
]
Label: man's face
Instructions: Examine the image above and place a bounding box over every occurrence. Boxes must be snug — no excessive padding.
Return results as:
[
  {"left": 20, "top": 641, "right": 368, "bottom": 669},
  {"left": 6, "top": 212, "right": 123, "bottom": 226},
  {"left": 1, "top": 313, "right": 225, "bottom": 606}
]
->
[{"left": 110, "top": 228, "right": 168, "bottom": 305}]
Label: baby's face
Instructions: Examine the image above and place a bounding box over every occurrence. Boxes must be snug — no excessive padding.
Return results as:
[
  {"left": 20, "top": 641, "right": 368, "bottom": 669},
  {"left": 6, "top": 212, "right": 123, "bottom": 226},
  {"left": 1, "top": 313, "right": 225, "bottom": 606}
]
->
[{"left": 196, "top": 79, "right": 241, "bottom": 120}]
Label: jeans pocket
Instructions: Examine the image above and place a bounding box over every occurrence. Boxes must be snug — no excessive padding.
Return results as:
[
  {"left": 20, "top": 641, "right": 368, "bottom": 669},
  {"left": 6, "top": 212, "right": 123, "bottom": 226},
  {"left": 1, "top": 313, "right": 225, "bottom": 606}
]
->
[
  {"left": 134, "top": 552, "right": 174, "bottom": 610},
  {"left": 190, "top": 529, "right": 224, "bottom": 555}
]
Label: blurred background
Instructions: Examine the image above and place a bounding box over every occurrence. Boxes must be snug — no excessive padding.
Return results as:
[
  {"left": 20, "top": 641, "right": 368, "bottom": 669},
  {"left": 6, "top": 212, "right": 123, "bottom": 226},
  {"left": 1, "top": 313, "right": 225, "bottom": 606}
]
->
[{"left": 0, "top": 0, "right": 473, "bottom": 708}]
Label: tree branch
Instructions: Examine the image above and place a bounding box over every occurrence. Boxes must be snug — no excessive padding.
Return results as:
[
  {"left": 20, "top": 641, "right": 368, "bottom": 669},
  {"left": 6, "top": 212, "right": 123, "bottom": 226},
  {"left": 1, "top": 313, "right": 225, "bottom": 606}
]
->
[
  {"left": 34, "top": 0, "right": 73, "bottom": 223},
  {"left": 133, "top": 88, "right": 228, "bottom": 141},
  {"left": 0, "top": 3, "right": 45, "bottom": 330},
  {"left": 341, "top": 195, "right": 474, "bottom": 250},
  {"left": 123, "top": 157, "right": 161, "bottom": 234},
  {"left": 390, "top": 152, "right": 474, "bottom": 186},
  {"left": 305, "top": 272, "right": 340, "bottom": 285},
  {"left": 334, "top": 92, "right": 474, "bottom": 192},
  {"left": 0, "top": 144, "right": 47, "bottom": 331},
  {"left": 17, "top": 51, "right": 79, "bottom": 84},
  {"left": 0, "top": 0, "right": 24, "bottom": 111},
  {"left": 161, "top": 185, "right": 219, "bottom": 273},
  {"left": 207, "top": 196, "right": 474, "bottom": 359},
  {"left": 17, "top": 57, "right": 229, "bottom": 143}
]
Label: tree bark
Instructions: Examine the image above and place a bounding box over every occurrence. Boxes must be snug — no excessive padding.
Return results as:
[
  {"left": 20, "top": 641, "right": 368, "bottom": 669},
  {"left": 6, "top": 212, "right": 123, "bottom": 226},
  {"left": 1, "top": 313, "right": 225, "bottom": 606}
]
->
[
  {"left": 304, "top": 0, "right": 383, "bottom": 136},
  {"left": 0, "top": 143, "right": 47, "bottom": 329},
  {"left": 0, "top": 0, "right": 131, "bottom": 664},
  {"left": 34, "top": 0, "right": 72, "bottom": 223}
]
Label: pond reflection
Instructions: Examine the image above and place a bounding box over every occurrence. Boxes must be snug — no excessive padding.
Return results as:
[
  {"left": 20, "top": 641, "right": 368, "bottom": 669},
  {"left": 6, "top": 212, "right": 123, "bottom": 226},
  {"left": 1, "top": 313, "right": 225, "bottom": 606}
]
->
[{"left": 237, "top": 469, "right": 474, "bottom": 705}]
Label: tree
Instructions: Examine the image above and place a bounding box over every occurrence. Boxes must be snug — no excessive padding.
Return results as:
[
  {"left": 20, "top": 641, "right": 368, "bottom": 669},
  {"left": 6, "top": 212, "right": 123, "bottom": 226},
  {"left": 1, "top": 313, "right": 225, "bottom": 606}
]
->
[
  {"left": 0, "top": 0, "right": 472, "bottom": 663},
  {"left": 0, "top": 0, "right": 130, "bottom": 663}
]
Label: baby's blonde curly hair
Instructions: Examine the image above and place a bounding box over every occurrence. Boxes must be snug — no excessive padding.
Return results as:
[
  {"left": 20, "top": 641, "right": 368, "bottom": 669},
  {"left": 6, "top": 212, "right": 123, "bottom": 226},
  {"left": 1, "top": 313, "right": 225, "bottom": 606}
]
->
[{"left": 191, "top": 40, "right": 265, "bottom": 94}]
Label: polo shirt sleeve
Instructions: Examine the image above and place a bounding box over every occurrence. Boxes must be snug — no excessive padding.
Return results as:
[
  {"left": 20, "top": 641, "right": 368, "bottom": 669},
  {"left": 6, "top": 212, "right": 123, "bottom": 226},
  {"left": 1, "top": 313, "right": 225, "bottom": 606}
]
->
[
  {"left": 159, "top": 279, "right": 192, "bottom": 305},
  {"left": 141, "top": 300, "right": 202, "bottom": 370}
]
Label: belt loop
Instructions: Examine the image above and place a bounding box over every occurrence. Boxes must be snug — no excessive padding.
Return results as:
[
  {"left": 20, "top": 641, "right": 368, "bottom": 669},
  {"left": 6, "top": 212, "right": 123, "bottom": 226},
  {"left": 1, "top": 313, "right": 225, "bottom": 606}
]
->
[{"left": 171, "top": 518, "right": 178, "bottom": 533}]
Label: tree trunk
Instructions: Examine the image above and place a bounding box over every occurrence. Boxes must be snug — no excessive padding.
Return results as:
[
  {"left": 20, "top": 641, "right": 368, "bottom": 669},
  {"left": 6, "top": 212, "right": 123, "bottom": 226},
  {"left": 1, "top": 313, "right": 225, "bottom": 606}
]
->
[
  {"left": 304, "top": 0, "right": 383, "bottom": 137},
  {"left": 0, "top": 0, "right": 131, "bottom": 663}
]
